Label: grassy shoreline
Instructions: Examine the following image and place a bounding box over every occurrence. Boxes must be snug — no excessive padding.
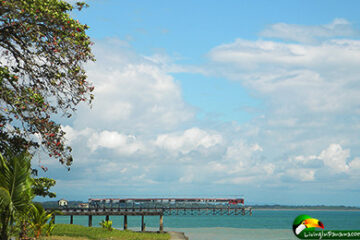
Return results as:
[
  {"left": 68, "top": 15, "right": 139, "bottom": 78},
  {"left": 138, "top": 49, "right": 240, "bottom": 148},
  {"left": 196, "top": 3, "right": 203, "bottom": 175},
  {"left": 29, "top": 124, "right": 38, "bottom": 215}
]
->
[{"left": 40, "top": 224, "right": 170, "bottom": 240}]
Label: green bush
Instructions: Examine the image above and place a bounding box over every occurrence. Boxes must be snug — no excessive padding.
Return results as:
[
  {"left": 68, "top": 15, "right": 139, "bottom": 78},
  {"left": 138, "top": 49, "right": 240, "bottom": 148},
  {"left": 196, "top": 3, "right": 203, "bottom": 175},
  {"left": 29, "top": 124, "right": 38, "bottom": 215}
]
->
[{"left": 99, "top": 220, "right": 113, "bottom": 231}]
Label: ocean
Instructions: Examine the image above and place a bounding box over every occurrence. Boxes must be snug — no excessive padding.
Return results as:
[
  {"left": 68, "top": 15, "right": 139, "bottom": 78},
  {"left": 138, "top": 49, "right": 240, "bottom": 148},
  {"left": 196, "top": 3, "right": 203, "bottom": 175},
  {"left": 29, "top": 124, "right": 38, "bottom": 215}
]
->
[{"left": 53, "top": 210, "right": 360, "bottom": 240}]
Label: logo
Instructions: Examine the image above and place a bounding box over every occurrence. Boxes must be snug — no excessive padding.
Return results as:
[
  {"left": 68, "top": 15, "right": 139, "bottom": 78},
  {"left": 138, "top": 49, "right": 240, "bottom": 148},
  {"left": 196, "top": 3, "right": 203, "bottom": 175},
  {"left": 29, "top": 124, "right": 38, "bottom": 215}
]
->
[
  {"left": 293, "top": 215, "right": 324, "bottom": 236},
  {"left": 293, "top": 214, "right": 360, "bottom": 239},
  {"left": 293, "top": 215, "right": 324, "bottom": 235}
]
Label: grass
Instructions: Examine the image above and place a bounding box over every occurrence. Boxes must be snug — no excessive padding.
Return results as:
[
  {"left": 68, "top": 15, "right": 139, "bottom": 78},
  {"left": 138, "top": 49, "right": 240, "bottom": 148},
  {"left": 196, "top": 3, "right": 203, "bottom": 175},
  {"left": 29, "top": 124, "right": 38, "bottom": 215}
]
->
[{"left": 40, "top": 224, "right": 171, "bottom": 240}]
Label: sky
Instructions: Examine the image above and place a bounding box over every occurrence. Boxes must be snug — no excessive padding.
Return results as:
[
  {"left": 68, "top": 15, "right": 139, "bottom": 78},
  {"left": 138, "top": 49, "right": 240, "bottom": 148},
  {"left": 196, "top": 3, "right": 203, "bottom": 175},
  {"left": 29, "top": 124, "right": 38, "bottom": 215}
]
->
[{"left": 36, "top": 0, "right": 360, "bottom": 206}]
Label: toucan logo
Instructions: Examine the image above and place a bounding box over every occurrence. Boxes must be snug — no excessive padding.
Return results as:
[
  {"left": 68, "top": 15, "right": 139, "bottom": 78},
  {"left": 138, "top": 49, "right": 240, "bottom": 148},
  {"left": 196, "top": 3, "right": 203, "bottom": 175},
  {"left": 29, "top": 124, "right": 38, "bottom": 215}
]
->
[
  {"left": 293, "top": 215, "right": 325, "bottom": 236},
  {"left": 293, "top": 215, "right": 360, "bottom": 239}
]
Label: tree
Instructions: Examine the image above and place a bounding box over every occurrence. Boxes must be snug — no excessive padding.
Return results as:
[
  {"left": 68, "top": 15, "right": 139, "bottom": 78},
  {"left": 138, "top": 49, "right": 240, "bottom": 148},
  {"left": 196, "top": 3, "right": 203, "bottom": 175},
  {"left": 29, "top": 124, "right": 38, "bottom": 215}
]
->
[
  {"left": 28, "top": 202, "right": 56, "bottom": 238},
  {"left": 32, "top": 177, "right": 56, "bottom": 198},
  {"left": 0, "top": 0, "right": 95, "bottom": 168},
  {"left": 0, "top": 151, "right": 33, "bottom": 240}
]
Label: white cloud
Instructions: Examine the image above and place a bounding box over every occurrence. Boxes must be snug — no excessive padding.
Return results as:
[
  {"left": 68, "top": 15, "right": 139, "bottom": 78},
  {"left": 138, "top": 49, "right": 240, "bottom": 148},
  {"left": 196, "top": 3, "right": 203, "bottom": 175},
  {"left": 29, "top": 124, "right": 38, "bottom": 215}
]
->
[
  {"left": 224, "top": 141, "right": 262, "bottom": 163},
  {"left": 174, "top": 140, "right": 267, "bottom": 185},
  {"left": 61, "top": 125, "right": 93, "bottom": 144},
  {"left": 206, "top": 20, "right": 360, "bottom": 162},
  {"left": 260, "top": 18, "right": 359, "bottom": 43},
  {"left": 209, "top": 38, "right": 360, "bottom": 73},
  {"left": 198, "top": 141, "right": 270, "bottom": 184},
  {"left": 74, "top": 39, "right": 194, "bottom": 134},
  {"left": 88, "top": 130, "right": 144, "bottom": 155},
  {"left": 318, "top": 144, "right": 350, "bottom": 173},
  {"left": 155, "top": 127, "right": 223, "bottom": 155},
  {"left": 208, "top": 22, "right": 360, "bottom": 118},
  {"left": 289, "top": 144, "right": 360, "bottom": 175},
  {"left": 290, "top": 155, "right": 317, "bottom": 165},
  {"left": 285, "top": 168, "right": 315, "bottom": 182},
  {"left": 349, "top": 157, "right": 360, "bottom": 170}
]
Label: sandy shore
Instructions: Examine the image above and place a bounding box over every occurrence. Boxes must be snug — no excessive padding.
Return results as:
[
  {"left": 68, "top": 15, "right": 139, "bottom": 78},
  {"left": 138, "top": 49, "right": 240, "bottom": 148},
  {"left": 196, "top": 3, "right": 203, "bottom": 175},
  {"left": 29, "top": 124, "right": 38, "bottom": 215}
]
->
[{"left": 167, "top": 227, "right": 298, "bottom": 240}]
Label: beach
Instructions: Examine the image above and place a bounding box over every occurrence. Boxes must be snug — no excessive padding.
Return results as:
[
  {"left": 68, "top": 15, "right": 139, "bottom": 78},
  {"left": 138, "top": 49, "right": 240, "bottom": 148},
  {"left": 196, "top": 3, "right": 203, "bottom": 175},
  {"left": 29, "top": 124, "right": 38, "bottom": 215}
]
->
[{"left": 147, "top": 227, "right": 298, "bottom": 240}]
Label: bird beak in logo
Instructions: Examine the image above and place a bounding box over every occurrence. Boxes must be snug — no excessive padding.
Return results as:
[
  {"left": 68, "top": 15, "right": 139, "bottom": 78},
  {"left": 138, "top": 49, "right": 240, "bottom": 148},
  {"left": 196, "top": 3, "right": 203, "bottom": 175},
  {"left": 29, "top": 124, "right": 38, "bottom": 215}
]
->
[{"left": 293, "top": 215, "right": 325, "bottom": 235}]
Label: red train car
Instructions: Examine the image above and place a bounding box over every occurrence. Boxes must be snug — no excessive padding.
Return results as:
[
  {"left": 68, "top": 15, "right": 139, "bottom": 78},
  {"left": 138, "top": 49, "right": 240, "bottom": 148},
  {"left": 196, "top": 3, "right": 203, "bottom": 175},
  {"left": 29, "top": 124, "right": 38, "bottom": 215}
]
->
[{"left": 228, "top": 199, "right": 244, "bottom": 205}]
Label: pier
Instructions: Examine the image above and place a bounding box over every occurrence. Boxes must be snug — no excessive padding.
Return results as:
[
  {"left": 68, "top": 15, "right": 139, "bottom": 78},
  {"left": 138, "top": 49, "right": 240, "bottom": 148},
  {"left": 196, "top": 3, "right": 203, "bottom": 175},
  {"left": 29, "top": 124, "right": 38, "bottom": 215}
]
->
[
  {"left": 49, "top": 197, "right": 252, "bottom": 232},
  {"left": 51, "top": 208, "right": 164, "bottom": 232}
]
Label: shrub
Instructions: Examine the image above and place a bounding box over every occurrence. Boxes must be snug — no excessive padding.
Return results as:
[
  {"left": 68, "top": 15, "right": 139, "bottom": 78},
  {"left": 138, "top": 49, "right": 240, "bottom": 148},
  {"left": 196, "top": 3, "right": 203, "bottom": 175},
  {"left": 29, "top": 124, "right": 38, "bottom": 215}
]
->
[{"left": 99, "top": 220, "right": 113, "bottom": 231}]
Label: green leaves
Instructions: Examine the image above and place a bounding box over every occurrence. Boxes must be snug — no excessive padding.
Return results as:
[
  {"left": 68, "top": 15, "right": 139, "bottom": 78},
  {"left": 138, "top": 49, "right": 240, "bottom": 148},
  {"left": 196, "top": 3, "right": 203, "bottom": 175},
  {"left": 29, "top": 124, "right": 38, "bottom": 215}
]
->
[
  {"left": 0, "top": 187, "right": 11, "bottom": 209},
  {"left": 32, "top": 177, "right": 56, "bottom": 198},
  {"left": 0, "top": 151, "right": 33, "bottom": 212},
  {"left": 28, "top": 202, "right": 56, "bottom": 238},
  {"left": 0, "top": 0, "right": 95, "bottom": 167},
  {"left": 0, "top": 151, "right": 33, "bottom": 240},
  {"left": 99, "top": 220, "right": 114, "bottom": 231}
]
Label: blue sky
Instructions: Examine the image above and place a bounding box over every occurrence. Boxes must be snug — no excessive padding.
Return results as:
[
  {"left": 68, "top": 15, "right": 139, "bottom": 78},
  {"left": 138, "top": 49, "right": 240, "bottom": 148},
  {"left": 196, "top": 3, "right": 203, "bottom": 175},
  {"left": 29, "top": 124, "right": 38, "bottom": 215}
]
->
[{"left": 36, "top": 0, "right": 360, "bottom": 206}]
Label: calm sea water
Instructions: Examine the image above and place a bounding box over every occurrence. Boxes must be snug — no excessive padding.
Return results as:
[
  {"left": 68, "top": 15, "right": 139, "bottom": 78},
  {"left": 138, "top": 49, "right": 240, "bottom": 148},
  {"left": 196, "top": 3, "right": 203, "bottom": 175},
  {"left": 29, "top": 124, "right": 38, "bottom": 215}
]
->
[{"left": 54, "top": 210, "right": 360, "bottom": 240}]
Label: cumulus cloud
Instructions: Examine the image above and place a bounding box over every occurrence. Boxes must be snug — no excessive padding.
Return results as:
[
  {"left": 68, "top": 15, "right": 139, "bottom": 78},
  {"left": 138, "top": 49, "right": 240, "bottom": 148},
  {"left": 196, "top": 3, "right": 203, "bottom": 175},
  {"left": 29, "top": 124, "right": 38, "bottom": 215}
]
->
[
  {"left": 60, "top": 123, "right": 269, "bottom": 186},
  {"left": 285, "top": 168, "right": 315, "bottom": 182},
  {"left": 194, "top": 141, "right": 271, "bottom": 185},
  {"left": 349, "top": 157, "right": 360, "bottom": 170},
  {"left": 206, "top": 20, "right": 360, "bottom": 161},
  {"left": 225, "top": 141, "right": 263, "bottom": 162},
  {"left": 74, "top": 38, "right": 194, "bottom": 134},
  {"left": 318, "top": 144, "right": 350, "bottom": 173},
  {"left": 288, "top": 144, "right": 360, "bottom": 175},
  {"left": 187, "top": 19, "right": 360, "bottom": 190},
  {"left": 155, "top": 127, "right": 223, "bottom": 155},
  {"left": 88, "top": 130, "right": 144, "bottom": 155},
  {"left": 260, "top": 18, "right": 359, "bottom": 43},
  {"left": 61, "top": 125, "right": 94, "bottom": 145}
]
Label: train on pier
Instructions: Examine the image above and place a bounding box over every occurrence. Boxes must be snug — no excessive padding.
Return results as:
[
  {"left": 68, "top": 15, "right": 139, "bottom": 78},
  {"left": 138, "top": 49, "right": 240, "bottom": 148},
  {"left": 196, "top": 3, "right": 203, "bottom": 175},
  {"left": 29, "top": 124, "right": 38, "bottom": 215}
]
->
[{"left": 88, "top": 197, "right": 245, "bottom": 208}]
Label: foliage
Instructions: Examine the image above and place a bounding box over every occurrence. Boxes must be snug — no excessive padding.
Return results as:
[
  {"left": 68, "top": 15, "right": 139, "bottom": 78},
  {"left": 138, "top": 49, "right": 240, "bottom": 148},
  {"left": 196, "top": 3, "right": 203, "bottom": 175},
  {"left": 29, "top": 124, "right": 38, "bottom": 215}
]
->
[
  {"left": 99, "top": 220, "right": 113, "bottom": 231},
  {"left": 28, "top": 202, "right": 56, "bottom": 238},
  {"left": 0, "top": 186, "right": 11, "bottom": 209},
  {"left": 0, "top": 150, "right": 34, "bottom": 240},
  {"left": 0, "top": 0, "right": 95, "bottom": 168},
  {"left": 45, "top": 224, "right": 171, "bottom": 240},
  {"left": 32, "top": 177, "right": 56, "bottom": 198},
  {"left": 45, "top": 219, "right": 55, "bottom": 237}
]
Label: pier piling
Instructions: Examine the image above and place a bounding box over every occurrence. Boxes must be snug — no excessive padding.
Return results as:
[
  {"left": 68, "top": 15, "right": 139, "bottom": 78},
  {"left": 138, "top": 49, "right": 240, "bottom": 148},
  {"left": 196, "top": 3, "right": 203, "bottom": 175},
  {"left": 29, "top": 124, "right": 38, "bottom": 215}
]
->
[
  {"left": 124, "top": 215, "right": 128, "bottom": 230},
  {"left": 88, "top": 215, "right": 92, "bottom": 227},
  {"left": 141, "top": 215, "right": 145, "bottom": 232},
  {"left": 159, "top": 215, "right": 164, "bottom": 232}
]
